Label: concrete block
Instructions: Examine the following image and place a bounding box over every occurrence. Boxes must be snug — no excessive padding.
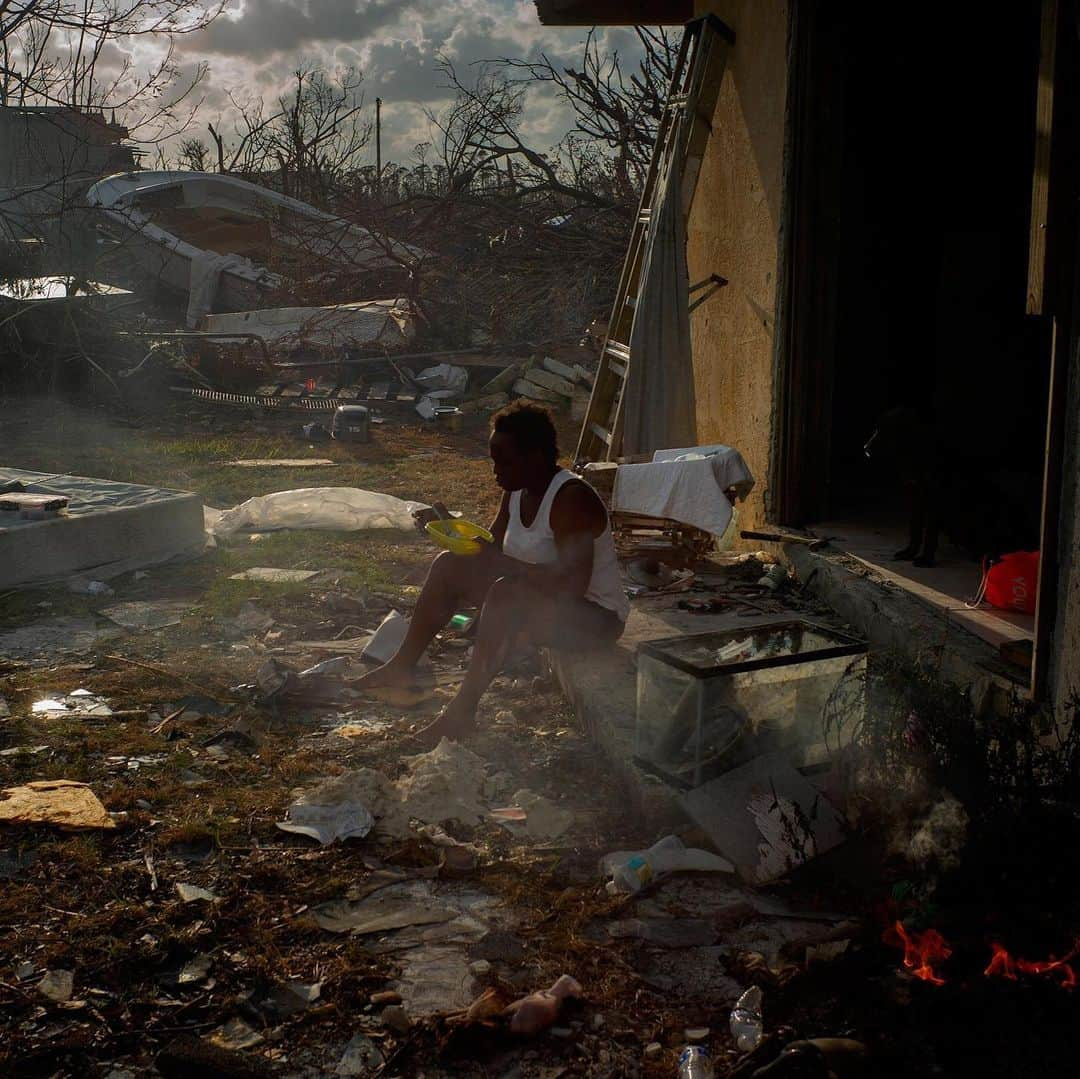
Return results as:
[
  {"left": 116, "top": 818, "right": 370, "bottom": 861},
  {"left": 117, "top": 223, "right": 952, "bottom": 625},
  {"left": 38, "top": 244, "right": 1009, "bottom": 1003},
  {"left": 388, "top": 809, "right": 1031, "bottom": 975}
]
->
[
  {"left": 512, "top": 378, "right": 563, "bottom": 405},
  {"left": 521, "top": 367, "right": 575, "bottom": 398}
]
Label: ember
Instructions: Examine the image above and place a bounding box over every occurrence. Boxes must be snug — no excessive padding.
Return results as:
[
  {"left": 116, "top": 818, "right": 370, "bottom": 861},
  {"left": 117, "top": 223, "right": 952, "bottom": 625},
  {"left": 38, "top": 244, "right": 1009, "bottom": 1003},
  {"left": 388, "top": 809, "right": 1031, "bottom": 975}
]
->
[
  {"left": 984, "top": 942, "right": 1079, "bottom": 989},
  {"left": 885, "top": 920, "right": 952, "bottom": 985}
]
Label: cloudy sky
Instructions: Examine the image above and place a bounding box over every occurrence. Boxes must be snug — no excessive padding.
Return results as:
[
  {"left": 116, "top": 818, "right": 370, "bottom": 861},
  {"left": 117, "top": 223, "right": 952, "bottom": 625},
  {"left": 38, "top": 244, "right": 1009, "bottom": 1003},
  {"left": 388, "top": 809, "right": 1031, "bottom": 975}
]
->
[{"left": 152, "top": 0, "right": 646, "bottom": 165}]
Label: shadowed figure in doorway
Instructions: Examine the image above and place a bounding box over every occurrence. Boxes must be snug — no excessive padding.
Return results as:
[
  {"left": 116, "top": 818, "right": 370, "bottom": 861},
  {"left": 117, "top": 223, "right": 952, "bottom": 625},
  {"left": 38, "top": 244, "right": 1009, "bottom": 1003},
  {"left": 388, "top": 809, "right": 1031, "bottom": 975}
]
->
[{"left": 353, "top": 402, "right": 629, "bottom": 742}]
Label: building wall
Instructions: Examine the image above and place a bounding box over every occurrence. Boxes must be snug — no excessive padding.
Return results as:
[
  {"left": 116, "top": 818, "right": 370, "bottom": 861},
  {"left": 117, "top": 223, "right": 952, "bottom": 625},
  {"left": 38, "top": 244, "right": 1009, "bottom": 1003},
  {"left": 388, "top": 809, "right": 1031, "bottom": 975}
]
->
[
  {"left": 687, "top": 0, "right": 789, "bottom": 529},
  {"left": 1051, "top": 346, "right": 1080, "bottom": 718}
]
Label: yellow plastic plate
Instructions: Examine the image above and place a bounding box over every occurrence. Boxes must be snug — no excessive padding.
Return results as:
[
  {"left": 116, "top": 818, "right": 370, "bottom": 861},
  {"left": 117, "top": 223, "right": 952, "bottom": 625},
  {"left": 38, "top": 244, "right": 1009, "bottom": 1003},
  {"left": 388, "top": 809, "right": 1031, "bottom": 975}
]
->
[{"left": 425, "top": 518, "right": 494, "bottom": 556}]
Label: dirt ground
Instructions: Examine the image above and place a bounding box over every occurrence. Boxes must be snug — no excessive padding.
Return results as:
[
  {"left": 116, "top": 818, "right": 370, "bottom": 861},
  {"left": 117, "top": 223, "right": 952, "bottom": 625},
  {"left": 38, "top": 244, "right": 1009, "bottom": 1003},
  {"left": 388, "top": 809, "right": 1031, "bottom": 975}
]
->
[{"left": 4, "top": 397, "right": 1076, "bottom": 1079}]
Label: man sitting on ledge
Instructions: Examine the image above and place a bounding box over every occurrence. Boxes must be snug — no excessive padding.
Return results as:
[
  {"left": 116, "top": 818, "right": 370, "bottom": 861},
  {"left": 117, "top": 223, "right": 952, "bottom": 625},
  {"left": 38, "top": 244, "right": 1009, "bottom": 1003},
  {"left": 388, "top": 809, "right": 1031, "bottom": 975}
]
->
[{"left": 354, "top": 401, "right": 629, "bottom": 742}]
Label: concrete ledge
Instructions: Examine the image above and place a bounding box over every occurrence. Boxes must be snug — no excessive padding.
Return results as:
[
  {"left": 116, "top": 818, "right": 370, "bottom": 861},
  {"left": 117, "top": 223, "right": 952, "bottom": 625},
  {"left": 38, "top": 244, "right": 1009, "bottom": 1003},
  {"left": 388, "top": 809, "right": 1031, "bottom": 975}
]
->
[
  {"left": 550, "top": 642, "right": 687, "bottom": 828},
  {"left": 786, "top": 543, "right": 1027, "bottom": 713}
]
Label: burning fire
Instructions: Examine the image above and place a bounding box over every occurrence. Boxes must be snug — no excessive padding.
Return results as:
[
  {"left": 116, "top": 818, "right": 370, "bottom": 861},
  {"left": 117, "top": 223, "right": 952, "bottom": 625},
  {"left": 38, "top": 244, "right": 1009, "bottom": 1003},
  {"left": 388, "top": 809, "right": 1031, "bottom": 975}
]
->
[
  {"left": 887, "top": 920, "right": 952, "bottom": 985},
  {"left": 984, "top": 941, "right": 1079, "bottom": 989},
  {"left": 885, "top": 920, "right": 1079, "bottom": 989}
]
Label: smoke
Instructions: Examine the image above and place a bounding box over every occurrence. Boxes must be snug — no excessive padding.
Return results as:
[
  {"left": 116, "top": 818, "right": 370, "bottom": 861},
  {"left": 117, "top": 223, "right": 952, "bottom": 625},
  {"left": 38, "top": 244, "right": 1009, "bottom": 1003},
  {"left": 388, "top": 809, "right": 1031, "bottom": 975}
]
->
[{"left": 902, "top": 795, "right": 970, "bottom": 873}]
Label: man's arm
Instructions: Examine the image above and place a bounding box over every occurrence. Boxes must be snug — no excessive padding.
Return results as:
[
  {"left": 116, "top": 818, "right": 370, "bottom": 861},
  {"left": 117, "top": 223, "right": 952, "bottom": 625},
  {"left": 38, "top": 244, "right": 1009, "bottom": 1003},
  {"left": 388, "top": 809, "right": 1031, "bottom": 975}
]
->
[{"left": 488, "top": 491, "right": 510, "bottom": 550}]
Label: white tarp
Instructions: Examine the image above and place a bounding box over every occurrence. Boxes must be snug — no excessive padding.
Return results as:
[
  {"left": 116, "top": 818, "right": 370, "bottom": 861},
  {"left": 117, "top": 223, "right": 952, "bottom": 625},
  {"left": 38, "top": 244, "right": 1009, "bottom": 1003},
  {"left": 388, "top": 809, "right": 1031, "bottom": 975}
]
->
[{"left": 206, "top": 487, "right": 427, "bottom": 538}]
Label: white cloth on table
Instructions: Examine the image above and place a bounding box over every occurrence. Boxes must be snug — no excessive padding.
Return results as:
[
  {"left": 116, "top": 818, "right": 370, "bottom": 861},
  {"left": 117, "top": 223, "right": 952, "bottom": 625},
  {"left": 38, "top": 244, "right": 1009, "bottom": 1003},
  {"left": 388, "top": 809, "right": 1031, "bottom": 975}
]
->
[{"left": 612, "top": 445, "right": 755, "bottom": 537}]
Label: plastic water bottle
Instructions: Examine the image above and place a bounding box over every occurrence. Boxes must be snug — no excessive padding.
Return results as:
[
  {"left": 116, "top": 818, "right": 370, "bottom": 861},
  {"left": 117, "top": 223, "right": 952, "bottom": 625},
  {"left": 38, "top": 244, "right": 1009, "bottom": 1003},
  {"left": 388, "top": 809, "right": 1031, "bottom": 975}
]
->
[
  {"left": 678, "top": 1046, "right": 715, "bottom": 1078},
  {"left": 729, "top": 985, "right": 764, "bottom": 1052},
  {"left": 600, "top": 835, "right": 734, "bottom": 895}
]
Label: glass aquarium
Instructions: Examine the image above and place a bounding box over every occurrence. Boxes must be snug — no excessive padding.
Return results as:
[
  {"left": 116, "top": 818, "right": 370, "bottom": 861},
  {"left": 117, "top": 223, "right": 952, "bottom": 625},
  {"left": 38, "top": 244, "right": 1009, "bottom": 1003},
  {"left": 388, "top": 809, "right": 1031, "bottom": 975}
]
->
[{"left": 634, "top": 620, "right": 867, "bottom": 789}]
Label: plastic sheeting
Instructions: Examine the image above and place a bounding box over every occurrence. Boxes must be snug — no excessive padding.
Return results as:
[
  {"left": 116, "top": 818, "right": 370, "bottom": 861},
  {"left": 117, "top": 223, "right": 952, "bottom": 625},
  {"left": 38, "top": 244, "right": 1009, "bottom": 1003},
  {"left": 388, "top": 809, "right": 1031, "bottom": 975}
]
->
[
  {"left": 206, "top": 487, "right": 427, "bottom": 538},
  {"left": 622, "top": 144, "right": 696, "bottom": 456}
]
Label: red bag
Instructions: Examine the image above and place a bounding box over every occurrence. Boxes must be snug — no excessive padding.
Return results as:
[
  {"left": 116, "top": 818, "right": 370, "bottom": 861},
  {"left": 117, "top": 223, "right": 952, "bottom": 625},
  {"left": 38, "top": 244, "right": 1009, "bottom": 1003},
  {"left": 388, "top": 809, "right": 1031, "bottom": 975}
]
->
[{"left": 983, "top": 551, "right": 1040, "bottom": 615}]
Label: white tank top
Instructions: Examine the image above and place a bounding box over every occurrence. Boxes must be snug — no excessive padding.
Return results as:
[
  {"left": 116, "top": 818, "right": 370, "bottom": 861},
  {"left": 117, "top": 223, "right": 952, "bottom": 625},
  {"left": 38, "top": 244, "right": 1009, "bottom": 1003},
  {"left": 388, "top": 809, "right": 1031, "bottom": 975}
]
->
[{"left": 503, "top": 469, "right": 629, "bottom": 622}]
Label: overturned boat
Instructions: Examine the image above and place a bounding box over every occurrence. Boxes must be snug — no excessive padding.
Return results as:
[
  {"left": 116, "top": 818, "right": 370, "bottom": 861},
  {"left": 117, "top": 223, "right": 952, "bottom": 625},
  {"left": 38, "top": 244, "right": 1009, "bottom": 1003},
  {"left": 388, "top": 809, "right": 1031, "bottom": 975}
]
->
[{"left": 86, "top": 171, "right": 427, "bottom": 324}]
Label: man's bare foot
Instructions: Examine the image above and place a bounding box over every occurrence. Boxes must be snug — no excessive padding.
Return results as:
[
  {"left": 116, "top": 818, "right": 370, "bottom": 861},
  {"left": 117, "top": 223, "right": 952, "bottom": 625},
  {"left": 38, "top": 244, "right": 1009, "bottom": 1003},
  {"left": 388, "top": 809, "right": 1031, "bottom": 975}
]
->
[
  {"left": 351, "top": 658, "right": 421, "bottom": 692},
  {"left": 412, "top": 697, "right": 478, "bottom": 744}
]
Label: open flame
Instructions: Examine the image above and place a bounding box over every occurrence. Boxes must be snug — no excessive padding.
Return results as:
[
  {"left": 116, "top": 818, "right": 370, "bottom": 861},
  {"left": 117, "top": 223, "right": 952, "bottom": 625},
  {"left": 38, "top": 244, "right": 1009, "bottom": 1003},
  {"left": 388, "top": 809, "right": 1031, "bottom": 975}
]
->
[
  {"left": 885, "top": 919, "right": 1079, "bottom": 989},
  {"left": 886, "top": 920, "right": 952, "bottom": 985},
  {"left": 985, "top": 941, "right": 1079, "bottom": 989}
]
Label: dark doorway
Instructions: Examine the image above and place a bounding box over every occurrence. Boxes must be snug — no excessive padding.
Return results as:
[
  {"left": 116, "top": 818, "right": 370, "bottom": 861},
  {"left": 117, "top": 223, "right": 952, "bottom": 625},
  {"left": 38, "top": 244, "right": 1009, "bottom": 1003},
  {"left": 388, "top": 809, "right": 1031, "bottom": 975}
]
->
[{"left": 775, "top": 0, "right": 1053, "bottom": 662}]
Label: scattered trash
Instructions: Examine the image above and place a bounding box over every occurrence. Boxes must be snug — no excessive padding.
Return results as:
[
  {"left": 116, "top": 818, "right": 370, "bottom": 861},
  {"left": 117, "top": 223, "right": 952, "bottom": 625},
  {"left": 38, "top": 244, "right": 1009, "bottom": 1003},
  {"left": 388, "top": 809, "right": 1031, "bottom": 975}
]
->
[
  {"left": 101, "top": 600, "right": 190, "bottom": 632},
  {"left": 299, "top": 655, "right": 350, "bottom": 678},
  {"left": 504, "top": 974, "right": 582, "bottom": 1035},
  {"left": 175, "top": 883, "right": 220, "bottom": 903},
  {"left": 227, "top": 458, "right": 336, "bottom": 467},
  {"left": 601, "top": 835, "right": 734, "bottom": 894},
  {"left": 37, "top": 969, "right": 74, "bottom": 1002},
  {"left": 757, "top": 563, "right": 789, "bottom": 591},
  {"left": 0, "top": 780, "right": 115, "bottom": 830},
  {"left": 682, "top": 755, "right": 846, "bottom": 883},
  {"left": 336, "top": 1034, "right": 384, "bottom": 1076},
  {"left": 209, "top": 488, "right": 427, "bottom": 538},
  {"left": 381, "top": 1004, "right": 411, "bottom": 1034},
  {"left": 229, "top": 567, "right": 322, "bottom": 582},
  {"left": 395, "top": 944, "right": 479, "bottom": 1015},
  {"left": 396, "top": 739, "right": 488, "bottom": 828},
  {"left": 254, "top": 657, "right": 297, "bottom": 700},
  {"left": 67, "top": 578, "right": 113, "bottom": 596},
  {"left": 266, "top": 981, "right": 321, "bottom": 1017},
  {"left": 0, "top": 745, "right": 49, "bottom": 758},
  {"left": 491, "top": 788, "right": 574, "bottom": 839},
  {"left": 730, "top": 984, "right": 764, "bottom": 1052},
  {"left": 31, "top": 690, "right": 113, "bottom": 717},
  {"left": 310, "top": 889, "right": 456, "bottom": 936},
  {"left": 644, "top": 1042, "right": 664, "bottom": 1060},
  {"left": 276, "top": 782, "right": 375, "bottom": 845},
  {"left": 303, "top": 422, "right": 332, "bottom": 442},
  {"left": 209, "top": 1016, "right": 264, "bottom": 1051},
  {"left": 753, "top": 1038, "right": 868, "bottom": 1077},
  {"left": 685, "top": 1027, "right": 710, "bottom": 1041},
  {"left": 178, "top": 953, "right": 213, "bottom": 985},
  {"left": 678, "top": 1045, "right": 715, "bottom": 1078},
  {"left": 230, "top": 602, "right": 276, "bottom": 635},
  {"left": 362, "top": 610, "right": 409, "bottom": 665},
  {"left": 0, "top": 616, "right": 123, "bottom": 663}
]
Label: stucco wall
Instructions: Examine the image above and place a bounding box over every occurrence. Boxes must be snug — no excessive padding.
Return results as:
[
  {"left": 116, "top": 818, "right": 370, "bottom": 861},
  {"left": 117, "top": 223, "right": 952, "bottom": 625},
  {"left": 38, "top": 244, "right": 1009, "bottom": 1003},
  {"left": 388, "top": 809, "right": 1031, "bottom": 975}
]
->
[{"left": 687, "top": 0, "right": 789, "bottom": 530}]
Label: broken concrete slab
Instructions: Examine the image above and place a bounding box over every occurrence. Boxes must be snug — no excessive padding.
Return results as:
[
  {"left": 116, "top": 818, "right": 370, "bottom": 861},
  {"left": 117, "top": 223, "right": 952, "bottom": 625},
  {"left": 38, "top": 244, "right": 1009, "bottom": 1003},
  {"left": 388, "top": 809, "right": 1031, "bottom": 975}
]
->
[
  {"left": 524, "top": 366, "right": 575, "bottom": 398},
  {"left": 101, "top": 600, "right": 191, "bottom": 632},
  {"left": 681, "top": 754, "right": 846, "bottom": 884},
  {"left": 228, "top": 567, "right": 321, "bottom": 583},
  {"left": 0, "top": 616, "right": 124, "bottom": 664},
  {"left": 0, "top": 780, "right": 115, "bottom": 830},
  {"left": 512, "top": 378, "right": 564, "bottom": 404}
]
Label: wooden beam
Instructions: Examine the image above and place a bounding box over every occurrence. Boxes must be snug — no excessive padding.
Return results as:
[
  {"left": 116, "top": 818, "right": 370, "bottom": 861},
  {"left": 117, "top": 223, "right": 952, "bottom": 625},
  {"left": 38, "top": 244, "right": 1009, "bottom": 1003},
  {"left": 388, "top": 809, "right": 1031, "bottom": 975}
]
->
[{"left": 1026, "top": 0, "right": 1059, "bottom": 315}]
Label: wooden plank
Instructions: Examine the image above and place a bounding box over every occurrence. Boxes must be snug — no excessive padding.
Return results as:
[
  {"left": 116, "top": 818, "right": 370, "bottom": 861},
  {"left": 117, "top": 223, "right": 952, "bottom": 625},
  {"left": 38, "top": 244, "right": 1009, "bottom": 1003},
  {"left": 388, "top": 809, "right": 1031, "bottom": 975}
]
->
[{"left": 1027, "top": 0, "right": 1059, "bottom": 315}]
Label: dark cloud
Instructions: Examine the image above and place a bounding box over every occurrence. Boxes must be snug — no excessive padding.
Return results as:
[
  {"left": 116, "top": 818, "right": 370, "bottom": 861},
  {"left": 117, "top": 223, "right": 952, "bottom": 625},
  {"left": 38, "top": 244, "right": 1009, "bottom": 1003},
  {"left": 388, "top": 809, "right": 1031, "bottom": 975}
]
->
[
  {"left": 191, "top": 0, "right": 420, "bottom": 59},
  {"left": 163, "top": 0, "right": 649, "bottom": 161}
]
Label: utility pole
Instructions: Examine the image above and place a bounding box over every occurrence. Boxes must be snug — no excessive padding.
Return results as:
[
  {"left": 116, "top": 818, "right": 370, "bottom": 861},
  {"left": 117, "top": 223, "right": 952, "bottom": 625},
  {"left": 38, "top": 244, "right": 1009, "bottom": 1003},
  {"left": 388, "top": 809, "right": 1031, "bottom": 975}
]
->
[{"left": 375, "top": 97, "right": 382, "bottom": 199}]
